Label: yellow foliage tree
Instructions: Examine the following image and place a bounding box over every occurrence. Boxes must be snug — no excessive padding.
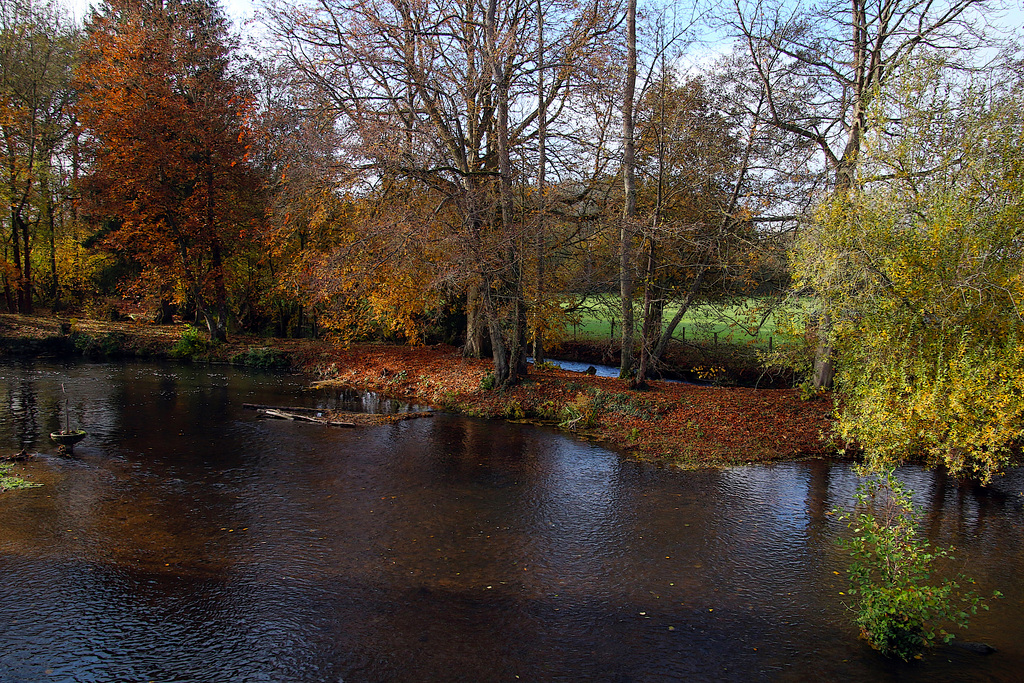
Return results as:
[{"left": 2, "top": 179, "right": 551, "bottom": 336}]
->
[{"left": 795, "top": 57, "right": 1024, "bottom": 481}]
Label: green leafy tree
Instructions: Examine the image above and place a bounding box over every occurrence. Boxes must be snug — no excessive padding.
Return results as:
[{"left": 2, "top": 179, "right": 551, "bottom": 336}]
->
[
  {"left": 836, "top": 468, "right": 998, "bottom": 660},
  {"left": 729, "top": 0, "right": 995, "bottom": 388}
]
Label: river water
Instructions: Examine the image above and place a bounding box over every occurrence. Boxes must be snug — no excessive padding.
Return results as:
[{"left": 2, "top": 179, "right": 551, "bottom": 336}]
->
[{"left": 0, "top": 360, "right": 1021, "bottom": 682}]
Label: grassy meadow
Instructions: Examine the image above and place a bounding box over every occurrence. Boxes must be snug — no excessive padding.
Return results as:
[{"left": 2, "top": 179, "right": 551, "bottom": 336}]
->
[{"left": 556, "top": 295, "right": 801, "bottom": 349}]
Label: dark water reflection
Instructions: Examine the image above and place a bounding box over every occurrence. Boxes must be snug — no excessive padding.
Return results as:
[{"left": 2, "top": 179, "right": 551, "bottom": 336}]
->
[{"left": 0, "top": 360, "right": 1021, "bottom": 682}]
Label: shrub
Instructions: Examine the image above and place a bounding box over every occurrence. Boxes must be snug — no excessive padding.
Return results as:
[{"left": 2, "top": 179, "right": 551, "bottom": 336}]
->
[
  {"left": 170, "top": 325, "right": 209, "bottom": 359},
  {"left": 229, "top": 346, "right": 291, "bottom": 369},
  {"left": 534, "top": 400, "right": 562, "bottom": 421},
  {"left": 835, "top": 468, "right": 999, "bottom": 660},
  {"left": 479, "top": 371, "right": 496, "bottom": 391},
  {"left": 70, "top": 331, "right": 98, "bottom": 356},
  {"left": 501, "top": 400, "right": 525, "bottom": 420},
  {"left": 836, "top": 334, "right": 1024, "bottom": 482},
  {"left": 99, "top": 331, "right": 128, "bottom": 356},
  {"left": 559, "top": 390, "right": 606, "bottom": 431}
]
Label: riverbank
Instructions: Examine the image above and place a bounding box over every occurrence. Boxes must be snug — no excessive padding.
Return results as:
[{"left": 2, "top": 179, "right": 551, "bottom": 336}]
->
[{"left": 0, "top": 313, "right": 836, "bottom": 467}]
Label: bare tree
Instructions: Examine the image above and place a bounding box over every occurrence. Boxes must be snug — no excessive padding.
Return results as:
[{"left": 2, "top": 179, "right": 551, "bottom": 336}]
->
[{"left": 266, "top": 0, "right": 620, "bottom": 385}]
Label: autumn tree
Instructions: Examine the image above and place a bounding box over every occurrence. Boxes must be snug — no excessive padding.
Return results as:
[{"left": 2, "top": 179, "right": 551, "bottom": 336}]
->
[
  {"left": 0, "top": 0, "right": 77, "bottom": 313},
  {"left": 76, "top": 0, "right": 260, "bottom": 340},
  {"left": 266, "top": 0, "right": 621, "bottom": 386},
  {"left": 629, "top": 70, "right": 754, "bottom": 384},
  {"left": 242, "top": 57, "right": 346, "bottom": 337},
  {"left": 795, "top": 55, "right": 1024, "bottom": 482}
]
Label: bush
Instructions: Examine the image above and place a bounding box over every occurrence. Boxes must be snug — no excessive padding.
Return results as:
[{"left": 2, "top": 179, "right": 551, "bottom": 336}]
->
[
  {"left": 533, "top": 400, "right": 562, "bottom": 421},
  {"left": 559, "top": 390, "right": 606, "bottom": 431},
  {"left": 479, "top": 371, "right": 496, "bottom": 391},
  {"left": 501, "top": 399, "right": 525, "bottom": 419},
  {"left": 69, "top": 331, "right": 98, "bottom": 356},
  {"left": 99, "top": 331, "right": 128, "bottom": 356},
  {"left": 67, "top": 330, "right": 129, "bottom": 357},
  {"left": 835, "top": 469, "right": 999, "bottom": 660},
  {"left": 835, "top": 334, "right": 1024, "bottom": 482},
  {"left": 170, "top": 325, "right": 210, "bottom": 359},
  {"left": 229, "top": 346, "right": 291, "bottom": 369}
]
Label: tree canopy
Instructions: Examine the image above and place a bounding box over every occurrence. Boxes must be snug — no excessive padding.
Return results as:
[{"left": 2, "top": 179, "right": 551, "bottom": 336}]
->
[
  {"left": 75, "top": 0, "right": 261, "bottom": 340},
  {"left": 0, "top": 0, "right": 77, "bottom": 313},
  {"left": 795, "top": 56, "right": 1024, "bottom": 481}
]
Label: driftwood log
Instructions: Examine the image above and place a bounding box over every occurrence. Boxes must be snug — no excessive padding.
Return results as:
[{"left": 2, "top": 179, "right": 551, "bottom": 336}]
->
[
  {"left": 259, "top": 408, "right": 357, "bottom": 427},
  {"left": 242, "top": 403, "right": 432, "bottom": 427}
]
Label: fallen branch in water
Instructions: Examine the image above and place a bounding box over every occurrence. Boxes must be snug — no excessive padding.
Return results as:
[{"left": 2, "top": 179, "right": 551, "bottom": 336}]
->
[
  {"left": 259, "top": 408, "right": 357, "bottom": 427},
  {"left": 243, "top": 403, "right": 433, "bottom": 427}
]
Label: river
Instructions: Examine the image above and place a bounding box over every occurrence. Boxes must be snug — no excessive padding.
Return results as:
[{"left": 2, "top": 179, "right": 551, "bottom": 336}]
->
[{"left": 0, "top": 360, "right": 1021, "bottom": 682}]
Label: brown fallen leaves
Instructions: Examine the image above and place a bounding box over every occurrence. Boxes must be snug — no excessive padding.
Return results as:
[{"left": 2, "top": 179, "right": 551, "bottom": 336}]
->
[
  {"left": 0, "top": 314, "right": 838, "bottom": 467},
  {"left": 313, "top": 343, "right": 838, "bottom": 467}
]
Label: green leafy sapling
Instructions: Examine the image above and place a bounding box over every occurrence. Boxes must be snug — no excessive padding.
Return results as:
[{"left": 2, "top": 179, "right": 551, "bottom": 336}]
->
[{"left": 835, "top": 468, "right": 1000, "bottom": 660}]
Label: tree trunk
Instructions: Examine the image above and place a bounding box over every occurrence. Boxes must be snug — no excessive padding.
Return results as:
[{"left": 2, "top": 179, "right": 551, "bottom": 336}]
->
[
  {"left": 618, "top": 0, "right": 637, "bottom": 381},
  {"left": 2, "top": 270, "right": 12, "bottom": 312},
  {"left": 812, "top": 2, "right": 867, "bottom": 389},
  {"left": 511, "top": 265, "right": 529, "bottom": 378},
  {"left": 634, "top": 51, "right": 670, "bottom": 388},
  {"left": 43, "top": 172, "right": 59, "bottom": 307},
  {"left": 482, "top": 280, "right": 511, "bottom": 386},
  {"left": 11, "top": 213, "right": 30, "bottom": 314},
  {"left": 488, "top": 0, "right": 525, "bottom": 388},
  {"left": 10, "top": 211, "right": 21, "bottom": 312},
  {"left": 20, "top": 208, "right": 32, "bottom": 313},
  {"left": 813, "top": 310, "right": 836, "bottom": 389},
  {"left": 634, "top": 237, "right": 657, "bottom": 387},
  {"left": 156, "top": 295, "right": 177, "bottom": 324},
  {"left": 465, "top": 281, "right": 487, "bottom": 358},
  {"left": 207, "top": 240, "right": 229, "bottom": 343},
  {"left": 533, "top": 0, "right": 547, "bottom": 365},
  {"left": 205, "top": 165, "right": 228, "bottom": 343},
  {"left": 813, "top": 154, "right": 858, "bottom": 389}
]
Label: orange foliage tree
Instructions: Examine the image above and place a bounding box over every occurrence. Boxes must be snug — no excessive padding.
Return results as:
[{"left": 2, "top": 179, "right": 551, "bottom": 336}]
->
[{"left": 75, "top": 0, "right": 261, "bottom": 340}]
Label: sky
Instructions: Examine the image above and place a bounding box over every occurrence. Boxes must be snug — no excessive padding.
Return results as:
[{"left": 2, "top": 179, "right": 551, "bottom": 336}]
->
[
  {"left": 62, "top": 0, "right": 1022, "bottom": 49},
  {"left": 63, "top": 0, "right": 258, "bottom": 28}
]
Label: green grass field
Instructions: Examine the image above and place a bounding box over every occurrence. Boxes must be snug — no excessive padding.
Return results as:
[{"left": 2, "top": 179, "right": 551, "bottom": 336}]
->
[{"left": 558, "top": 295, "right": 799, "bottom": 348}]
